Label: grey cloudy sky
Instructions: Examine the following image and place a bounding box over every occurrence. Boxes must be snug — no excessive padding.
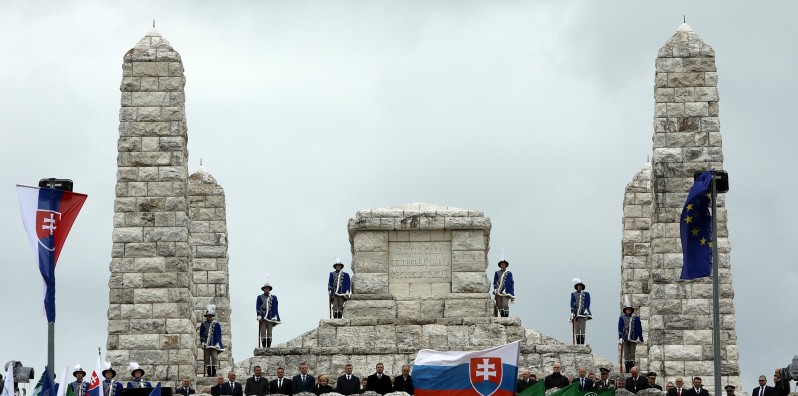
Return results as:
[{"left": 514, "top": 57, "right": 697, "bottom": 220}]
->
[{"left": 1, "top": 0, "right": 796, "bottom": 393}]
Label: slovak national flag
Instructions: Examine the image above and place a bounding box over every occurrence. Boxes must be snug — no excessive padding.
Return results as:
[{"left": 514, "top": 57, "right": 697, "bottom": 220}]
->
[
  {"left": 414, "top": 341, "right": 520, "bottom": 396},
  {"left": 87, "top": 355, "right": 104, "bottom": 396},
  {"left": 17, "top": 184, "right": 87, "bottom": 323}
]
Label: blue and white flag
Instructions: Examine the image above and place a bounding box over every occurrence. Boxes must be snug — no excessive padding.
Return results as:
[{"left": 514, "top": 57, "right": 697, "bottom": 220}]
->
[
  {"left": 17, "top": 185, "right": 87, "bottom": 322},
  {"left": 41, "top": 367, "right": 56, "bottom": 396},
  {"left": 414, "top": 341, "right": 520, "bottom": 396}
]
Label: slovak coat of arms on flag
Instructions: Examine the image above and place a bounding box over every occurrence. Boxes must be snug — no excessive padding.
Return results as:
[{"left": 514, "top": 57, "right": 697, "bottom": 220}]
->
[
  {"left": 469, "top": 357, "right": 503, "bottom": 396},
  {"left": 413, "top": 341, "right": 520, "bottom": 396}
]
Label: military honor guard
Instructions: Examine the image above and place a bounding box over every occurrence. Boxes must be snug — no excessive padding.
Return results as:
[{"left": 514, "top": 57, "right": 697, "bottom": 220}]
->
[
  {"left": 594, "top": 368, "right": 614, "bottom": 390},
  {"left": 618, "top": 295, "right": 644, "bottom": 373},
  {"left": 492, "top": 251, "right": 515, "bottom": 317},
  {"left": 328, "top": 257, "right": 352, "bottom": 319},
  {"left": 570, "top": 278, "right": 592, "bottom": 345},
  {"left": 256, "top": 273, "right": 281, "bottom": 348},
  {"left": 127, "top": 362, "right": 152, "bottom": 388},
  {"left": 71, "top": 365, "right": 89, "bottom": 396},
  {"left": 101, "top": 362, "right": 123, "bottom": 396},
  {"left": 200, "top": 304, "right": 225, "bottom": 377}
]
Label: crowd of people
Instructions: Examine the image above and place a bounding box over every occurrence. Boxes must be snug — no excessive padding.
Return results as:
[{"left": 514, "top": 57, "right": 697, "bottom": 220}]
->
[
  {"left": 201, "top": 362, "right": 414, "bottom": 396},
  {"left": 517, "top": 363, "right": 794, "bottom": 396}
]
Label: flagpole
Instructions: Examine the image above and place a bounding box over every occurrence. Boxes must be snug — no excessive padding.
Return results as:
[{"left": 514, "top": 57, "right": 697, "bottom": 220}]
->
[
  {"left": 710, "top": 172, "right": 721, "bottom": 396},
  {"left": 49, "top": 322, "right": 55, "bottom": 377}
]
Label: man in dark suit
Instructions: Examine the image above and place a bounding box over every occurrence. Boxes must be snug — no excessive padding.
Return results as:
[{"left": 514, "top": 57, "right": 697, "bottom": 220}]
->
[
  {"left": 684, "top": 377, "right": 709, "bottom": 396},
  {"left": 270, "top": 368, "right": 292, "bottom": 395},
  {"left": 244, "top": 366, "right": 269, "bottom": 396},
  {"left": 221, "top": 371, "right": 243, "bottom": 396},
  {"left": 335, "top": 364, "right": 361, "bottom": 395},
  {"left": 647, "top": 372, "right": 663, "bottom": 390},
  {"left": 544, "top": 363, "right": 569, "bottom": 390},
  {"left": 393, "top": 365, "right": 414, "bottom": 395},
  {"left": 516, "top": 369, "right": 535, "bottom": 393},
  {"left": 752, "top": 375, "right": 775, "bottom": 396},
  {"left": 624, "top": 367, "right": 648, "bottom": 394},
  {"left": 572, "top": 368, "right": 593, "bottom": 391},
  {"left": 667, "top": 377, "right": 687, "bottom": 396},
  {"left": 292, "top": 362, "right": 315, "bottom": 394},
  {"left": 366, "top": 363, "right": 392, "bottom": 395},
  {"left": 175, "top": 377, "right": 195, "bottom": 396},
  {"left": 211, "top": 374, "right": 225, "bottom": 396}
]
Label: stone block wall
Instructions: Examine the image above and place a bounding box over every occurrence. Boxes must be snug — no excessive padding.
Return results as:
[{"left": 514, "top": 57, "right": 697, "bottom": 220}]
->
[
  {"left": 620, "top": 164, "right": 653, "bottom": 370},
  {"left": 188, "top": 168, "right": 233, "bottom": 371},
  {"left": 346, "top": 204, "right": 493, "bottom": 320},
  {"left": 235, "top": 317, "right": 614, "bottom": 384},
  {"left": 108, "top": 28, "right": 234, "bottom": 383},
  {"left": 108, "top": 27, "right": 195, "bottom": 381},
  {"left": 620, "top": 23, "right": 739, "bottom": 392}
]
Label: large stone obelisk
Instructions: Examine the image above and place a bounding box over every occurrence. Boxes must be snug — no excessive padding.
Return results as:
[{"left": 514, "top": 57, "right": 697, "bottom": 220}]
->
[
  {"left": 621, "top": 23, "right": 740, "bottom": 391},
  {"left": 107, "top": 27, "right": 196, "bottom": 381}
]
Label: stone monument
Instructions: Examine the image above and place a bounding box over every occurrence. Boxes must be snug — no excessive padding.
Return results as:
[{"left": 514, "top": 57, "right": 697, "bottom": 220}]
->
[
  {"left": 620, "top": 23, "right": 740, "bottom": 391},
  {"left": 235, "top": 204, "right": 613, "bottom": 381},
  {"left": 107, "top": 28, "right": 233, "bottom": 382}
]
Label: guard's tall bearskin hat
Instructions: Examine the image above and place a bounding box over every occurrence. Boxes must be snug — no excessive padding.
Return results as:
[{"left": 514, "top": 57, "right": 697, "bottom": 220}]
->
[
  {"left": 333, "top": 257, "right": 344, "bottom": 269},
  {"left": 102, "top": 361, "right": 116, "bottom": 378},
  {"left": 572, "top": 278, "right": 586, "bottom": 290}
]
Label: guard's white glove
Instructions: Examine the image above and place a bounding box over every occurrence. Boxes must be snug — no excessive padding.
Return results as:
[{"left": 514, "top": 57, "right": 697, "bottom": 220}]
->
[
  {"left": 201, "top": 342, "right": 207, "bottom": 348},
  {"left": 510, "top": 298, "right": 515, "bottom": 304},
  {"left": 618, "top": 338, "right": 623, "bottom": 345},
  {"left": 569, "top": 314, "right": 574, "bottom": 322},
  {"left": 257, "top": 315, "right": 262, "bottom": 321}
]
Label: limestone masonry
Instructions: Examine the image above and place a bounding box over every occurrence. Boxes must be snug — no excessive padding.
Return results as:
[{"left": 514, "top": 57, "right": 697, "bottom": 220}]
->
[
  {"left": 105, "top": 24, "right": 741, "bottom": 390},
  {"left": 234, "top": 204, "right": 613, "bottom": 381},
  {"left": 620, "top": 23, "right": 740, "bottom": 392},
  {"left": 108, "top": 28, "right": 233, "bottom": 381}
]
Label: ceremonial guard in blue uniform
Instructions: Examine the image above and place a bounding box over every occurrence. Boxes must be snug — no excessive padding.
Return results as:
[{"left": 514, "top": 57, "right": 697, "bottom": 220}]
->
[
  {"left": 257, "top": 274, "right": 281, "bottom": 348},
  {"left": 71, "top": 365, "right": 88, "bottom": 396},
  {"left": 328, "top": 258, "right": 351, "bottom": 319},
  {"left": 102, "top": 362, "right": 123, "bottom": 396},
  {"left": 127, "top": 363, "right": 152, "bottom": 388},
  {"left": 492, "top": 255, "right": 515, "bottom": 317},
  {"left": 570, "top": 278, "right": 592, "bottom": 345},
  {"left": 618, "top": 295, "right": 644, "bottom": 373},
  {"left": 200, "top": 304, "right": 225, "bottom": 377}
]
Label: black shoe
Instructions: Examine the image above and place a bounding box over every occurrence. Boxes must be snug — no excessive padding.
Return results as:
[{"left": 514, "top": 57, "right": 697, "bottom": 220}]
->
[
  {"left": 210, "top": 366, "right": 217, "bottom": 377},
  {"left": 267, "top": 337, "right": 272, "bottom": 348},
  {"left": 261, "top": 338, "right": 267, "bottom": 348}
]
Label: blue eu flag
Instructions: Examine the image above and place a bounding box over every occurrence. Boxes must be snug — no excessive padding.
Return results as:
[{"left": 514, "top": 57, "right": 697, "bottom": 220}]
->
[{"left": 680, "top": 171, "right": 713, "bottom": 279}]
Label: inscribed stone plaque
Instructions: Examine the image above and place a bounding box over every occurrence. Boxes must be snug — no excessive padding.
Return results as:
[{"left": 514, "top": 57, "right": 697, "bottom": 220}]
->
[{"left": 388, "top": 241, "right": 451, "bottom": 297}]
